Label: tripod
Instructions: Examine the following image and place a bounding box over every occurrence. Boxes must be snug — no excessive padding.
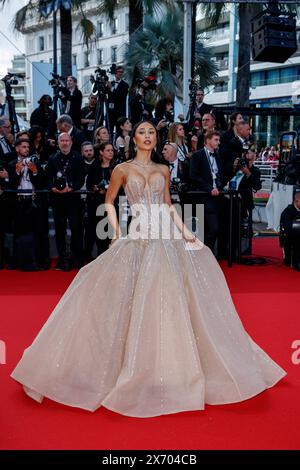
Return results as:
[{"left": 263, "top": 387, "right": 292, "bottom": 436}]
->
[{"left": 93, "top": 92, "right": 111, "bottom": 137}]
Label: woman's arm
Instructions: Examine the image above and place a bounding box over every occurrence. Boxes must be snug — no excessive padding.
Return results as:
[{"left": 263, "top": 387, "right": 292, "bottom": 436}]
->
[
  {"left": 104, "top": 164, "right": 125, "bottom": 243},
  {"left": 161, "top": 165, "right": 196, "bottom": 243}
]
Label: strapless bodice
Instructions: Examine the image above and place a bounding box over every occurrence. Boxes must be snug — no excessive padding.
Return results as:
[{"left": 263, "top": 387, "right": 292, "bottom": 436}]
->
[
  {"left": 124, "top": 172, "right": 181, "bottom": 240},
  {"left": 124, "top": 172, "right": 165, "bottom": 206}
]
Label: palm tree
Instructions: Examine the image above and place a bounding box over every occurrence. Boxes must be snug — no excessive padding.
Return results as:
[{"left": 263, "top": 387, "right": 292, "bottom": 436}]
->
[
  {"left": 1, "top": 0, "right": 95, "bottom": 77},
  {"left": 200, "top": 2, "right": 297, "bottom": 107},
  {"left": 98, "top": 0, "right": 177, "bottom": 38},
  {"left": 123, "top": 10, "right": 218, "bottom": 100}
]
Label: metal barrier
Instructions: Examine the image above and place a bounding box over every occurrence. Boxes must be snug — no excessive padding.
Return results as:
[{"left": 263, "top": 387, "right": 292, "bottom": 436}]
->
[
  {"left": 1, "top": 189, "right": 243, "bottom": 268},
  {"left": 254, "top": 162, "right": 278, "bottom": 192}
]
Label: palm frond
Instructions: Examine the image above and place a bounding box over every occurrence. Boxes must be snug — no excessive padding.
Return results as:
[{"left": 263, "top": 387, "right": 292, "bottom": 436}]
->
[
  {"left": 13, "top": 1, "right": 38, "bottom": 32},
  {"left": 76, "top": 16, "right": 96, "bottom": 49}
]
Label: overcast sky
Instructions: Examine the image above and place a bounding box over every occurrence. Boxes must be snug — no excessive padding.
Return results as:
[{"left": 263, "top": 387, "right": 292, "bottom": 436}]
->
[{"left": 0, "top": 0, "right": 26, "bottom": 77}]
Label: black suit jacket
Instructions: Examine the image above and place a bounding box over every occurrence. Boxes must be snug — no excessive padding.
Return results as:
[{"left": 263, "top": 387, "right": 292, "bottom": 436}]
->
[
  {"left": 111, "top": 80, "right": 129, "bottom": 118},
  {"left": 60, "top": 87, "right": 83, "bottom": 128},
  {"left": 47, "top": 151, "right": 85, "bottom": 193},
  {"left": 219, "top": 135, "right": 245, "bottom": 183},
  {"left": 70, "top": 127, "right": 86, "bottom": 154},
  {"left": 8, "top": 158, "right": 44, "bottom": 191},
  {"left": 236, "top": 166, "right": 262, "bottom": 211},
  {"left": 190, "top": 148, "right": 223, "bottom": 193},
  {"left": 0, "top": 137, "right": 14, "bottom": 166}
]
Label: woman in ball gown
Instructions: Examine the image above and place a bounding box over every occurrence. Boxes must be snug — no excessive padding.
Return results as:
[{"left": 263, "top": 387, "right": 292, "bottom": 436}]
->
[{"left": 11, "top": 121, "right": 286, "bottom": 418}]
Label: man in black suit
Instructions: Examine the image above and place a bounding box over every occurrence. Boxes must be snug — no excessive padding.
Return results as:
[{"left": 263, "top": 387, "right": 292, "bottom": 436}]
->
[
  {"left": 8, "top": 139, "right": 46, "bottom": 270},
  {"left": 48, "top": 132, "right": 85, "bottom": 270},
  {"left": 107, "top": 66, "right": 129, "bottom": 132},
  {"left": 219, "top": 121, "right": 251, "bottom": 183},
  {"left": 162, "top": 142, "right": 189, "bottom": 205},
  {"left": 280, "top": 192, "right": 300, "bottom": 271},
  {"left": 60, "top": 76, "right": 83, "bottom": 128},
  {"left": 56, "top": 114, "right": 86, "bottom": 154},
  {"left": 190, "top": 130, "right": 223, "bottom": 253},
  {"left": 0, "top": 117, "right": 15, "bottom": 268},
  {"left": 189, "top": 88, "right": 212, "bottom": 128},
  {"left": 0, "top": 118, "right": 14, "bottom": 163}
]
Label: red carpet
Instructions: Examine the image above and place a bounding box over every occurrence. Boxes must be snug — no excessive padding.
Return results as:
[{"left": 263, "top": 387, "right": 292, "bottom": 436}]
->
[{"left": 0, "top": 238, "right": 299, "bottom": 450}]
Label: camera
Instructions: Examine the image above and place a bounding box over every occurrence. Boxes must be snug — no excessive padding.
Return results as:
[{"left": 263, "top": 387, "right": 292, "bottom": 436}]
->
[
  {"left": 49, "top": 73, "right": 66, "bottom": 92},
  {"left": 1, "top": 73, "right": 22, "bottom": 87},
  {"left": 236, "top": 142, "right": 251, "bottom": 170},
  {"left": 97, "top": 179, "right": 110, "bottom": 191},
  {"left": 170, "top": 177, "right": 187, "bottom": 195},
  {"left": 137, "top": 75, "right": 157, "bottom": 92},
  {"left": 54, "top": 171, "right": 67, "bottom": 191},
  {"left": 90, "top": 67, "right": 110, "bottom": 96},
  {"left": 23, "top": 155, "right": 39, "bottom": 166}
]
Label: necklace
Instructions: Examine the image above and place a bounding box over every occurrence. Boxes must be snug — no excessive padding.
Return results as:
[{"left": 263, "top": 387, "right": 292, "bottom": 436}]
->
[{"left": 131, "top": 160, "right": 154, "bottom": 168}]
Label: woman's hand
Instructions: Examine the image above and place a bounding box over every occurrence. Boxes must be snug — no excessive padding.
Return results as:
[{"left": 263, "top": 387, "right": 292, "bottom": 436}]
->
[{"left": 182, "top": 228, "right": 197, "bottom": 243}]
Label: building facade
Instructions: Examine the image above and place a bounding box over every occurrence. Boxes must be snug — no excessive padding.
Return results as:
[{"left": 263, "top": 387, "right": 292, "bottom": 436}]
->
[
  {"left": 198, "top": 5, "right": 300, "bottom": 145},
  {"left": 21, "top": 1, "right": 129, "bottom": 120}
]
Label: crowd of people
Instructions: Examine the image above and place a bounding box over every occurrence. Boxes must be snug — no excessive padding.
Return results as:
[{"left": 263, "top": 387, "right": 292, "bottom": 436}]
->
[{"left": 0, "top": 71, "right": 266, "bottom": 271}]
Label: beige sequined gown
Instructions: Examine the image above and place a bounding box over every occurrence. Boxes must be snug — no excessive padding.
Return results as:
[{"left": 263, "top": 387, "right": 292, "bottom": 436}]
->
[{"left": 11, "top": 171, "right": 286, "bottom": 417}]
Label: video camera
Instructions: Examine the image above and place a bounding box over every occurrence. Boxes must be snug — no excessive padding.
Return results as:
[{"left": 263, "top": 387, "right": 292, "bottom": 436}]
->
[
  {"left": 49, "top": 73, "right": 66, "bottom": 94},
  {"left": 1, "top": 73, "right": 22, "bottom": 87},
  {"left": 90, "top": 64, "right": 118, "bottom": 96},
  {"left": 137, "top": 75, "right": 157, "bottom": 93}
]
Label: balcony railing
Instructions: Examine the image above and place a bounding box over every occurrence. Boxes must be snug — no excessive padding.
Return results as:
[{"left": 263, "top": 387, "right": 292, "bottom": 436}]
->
[
  {"left": 214, "top": 59, "right": 229, "bottom": 71},
  {"left": 251, "top": 74, "right": 300, "bottom": 87}
]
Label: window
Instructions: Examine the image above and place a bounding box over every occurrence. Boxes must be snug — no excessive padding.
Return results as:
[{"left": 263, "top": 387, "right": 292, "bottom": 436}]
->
[
  {"left": 72, "top": 54, "right": 77, "bottom": 66},
  {"left": 82, "top": 76, "right": 92, "bottom": 94},
  {"left": 97, "top": 49, "right": 103, "bottom": 65},
  {"left": 111, "top": 46, "right": 117, "bottom": 63},
  {"left": 112, "top": 18, "right": 118, "bottom": 35},
  {"left": 38, "top": 36, "right": 45, "bottom": 51},
  {"left": 125, "top": 13, "right": 129, "bottom": 32},
  {"left": 84, "top": 51, "right": 90, "bottom": 67},
  {"left": 49, "top": 58, "right": 53, "bottom": 64},
  {"left": 97, "top": 21, "right": 104, "bottom": 38}
]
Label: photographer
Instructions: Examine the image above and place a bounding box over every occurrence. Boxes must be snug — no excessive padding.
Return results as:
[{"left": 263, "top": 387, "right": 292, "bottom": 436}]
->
[
  {"left": 226, "top": 146, "right": 262, "bottom": 258},
  {"left": 153, "top": 98, "right": 174, "bottom": 151},
  {"left": 219, "top": 121, "right": 251, "bottom": 183},
  {"left": 107, "top": 66, "right": 129, "bottom": 132},
  {"left": 280, "top": 192, "right": 300, "bottom": 271},
  {"left": 129, "top": 76, "right": 156, "bottom": 125},
  {"left": 47, "top": 133, "right": 85, "bottom": 270},
  {"left": 162, "top": 142, "right": 189, "bottom": 205},
  {"left": 190, "top": 131, "right": 224, "bottom": 253},
  {"left": 81, "top": 94, "right": 98, "bottom": 141},
  {"left": 60, "top": 76, "right": 83, "bottom": 128},
  {"left": 8, "top": 139, "right": 47, "bottom": 271},
  {"left": 30, "top": 95, "right": 57, "bottom": 140},
  {"left": 115, "top": 117, "right": 132, "bottom": 161},
  {"left": 0, "top": 119, "right": 11, "bottom": 267},
  {"left": 86, "top": 142, "right": 115, "bottom": 259}
]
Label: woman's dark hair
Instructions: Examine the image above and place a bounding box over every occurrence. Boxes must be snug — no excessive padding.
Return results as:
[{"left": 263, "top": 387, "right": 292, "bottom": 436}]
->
[
  {"left": 116, "top": 117, "right": 129, "bottom": 138},
  {"left": 228, "top": 112, "right": 242, "bottom": 130},
  {"left": 29, "top": 125, "right": 45, "bottom": 144},
  {"left": 128, "top": 121, "right": 162, "bottom": 163},
  {"left": 154, "top": 98, "right": 173, "bottom": 120}
]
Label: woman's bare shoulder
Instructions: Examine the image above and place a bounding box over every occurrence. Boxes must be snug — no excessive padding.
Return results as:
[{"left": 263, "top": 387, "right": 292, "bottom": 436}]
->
[
  {"left": 113, "top": 161, "right": 132, "bottom": 174},
  {"left": 155, "top": 163, "right": 169, "bottom": 175}
]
